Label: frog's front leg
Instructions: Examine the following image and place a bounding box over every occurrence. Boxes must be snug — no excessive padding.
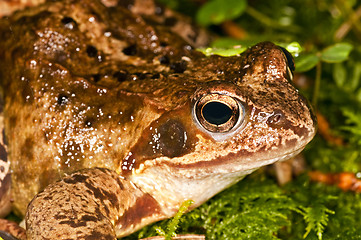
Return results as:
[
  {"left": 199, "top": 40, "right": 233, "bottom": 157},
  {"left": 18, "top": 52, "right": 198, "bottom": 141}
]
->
[
  {"left": 26, "top": 168, "right": 168, "bottom": 239},
  {"left": 0, "top": 219, "right": 27, "bottom": 240}
]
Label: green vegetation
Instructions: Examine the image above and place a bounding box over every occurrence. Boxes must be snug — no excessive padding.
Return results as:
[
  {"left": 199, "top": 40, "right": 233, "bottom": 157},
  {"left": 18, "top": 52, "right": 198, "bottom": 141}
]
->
[{"left": 125, "top": 0, "right": 361, "bottom": 239}]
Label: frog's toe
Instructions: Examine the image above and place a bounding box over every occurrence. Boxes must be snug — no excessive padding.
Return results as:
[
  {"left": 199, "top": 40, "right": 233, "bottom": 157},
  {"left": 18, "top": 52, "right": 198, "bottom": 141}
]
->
[
  {"left": 0, "top": 230, "right": 21, "bottom": 240},
  {"left": 0, "top": 219, "right": 26, "bottom": 240}
]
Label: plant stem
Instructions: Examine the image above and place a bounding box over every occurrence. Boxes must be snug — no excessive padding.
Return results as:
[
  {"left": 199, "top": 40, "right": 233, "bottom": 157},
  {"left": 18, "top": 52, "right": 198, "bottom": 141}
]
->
[{"left": 245, "top": 6, "right": 301, "bottom": 33}]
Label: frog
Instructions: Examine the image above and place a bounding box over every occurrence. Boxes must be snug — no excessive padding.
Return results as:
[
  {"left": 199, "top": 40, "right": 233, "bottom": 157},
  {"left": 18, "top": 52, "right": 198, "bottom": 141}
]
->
[{"left": 0, "top": 0, "right": 316, "bottom": 239}]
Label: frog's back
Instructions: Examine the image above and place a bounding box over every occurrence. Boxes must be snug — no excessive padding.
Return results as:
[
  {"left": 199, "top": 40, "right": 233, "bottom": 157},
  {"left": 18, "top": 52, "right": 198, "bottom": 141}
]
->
[{"left": 0, "top": 0, "right": 211, "bottom": 215}]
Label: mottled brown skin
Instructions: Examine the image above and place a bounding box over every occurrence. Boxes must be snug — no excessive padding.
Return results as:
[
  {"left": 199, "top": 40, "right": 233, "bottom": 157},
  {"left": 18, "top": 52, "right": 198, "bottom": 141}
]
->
[
  {"left": 26, "top": 168, "right": 163, "bottom": 239},
  {"left": 0, "top": 0, "right": 316, "bottom": 239}
]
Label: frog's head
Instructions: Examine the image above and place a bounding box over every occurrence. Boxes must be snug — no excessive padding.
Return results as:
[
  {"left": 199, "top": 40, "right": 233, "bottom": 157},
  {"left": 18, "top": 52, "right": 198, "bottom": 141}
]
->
[{"left": 125, "top": 42, "right": 316, "bottom": 216}]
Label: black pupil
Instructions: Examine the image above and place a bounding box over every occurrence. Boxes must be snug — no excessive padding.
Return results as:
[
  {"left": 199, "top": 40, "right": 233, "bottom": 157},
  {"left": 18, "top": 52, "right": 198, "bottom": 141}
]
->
[{"left": 202, "top": 101, "right": 233, "bottom": 125}]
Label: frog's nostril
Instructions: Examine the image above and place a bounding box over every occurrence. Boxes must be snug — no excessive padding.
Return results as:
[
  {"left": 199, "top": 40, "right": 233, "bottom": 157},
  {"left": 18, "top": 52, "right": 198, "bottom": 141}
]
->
[
  {"left": 267, "top": 111, "right": 284, "bottom": 126},
  {"left": 269, "top": 113, "right": 281, "bottom": 123}
]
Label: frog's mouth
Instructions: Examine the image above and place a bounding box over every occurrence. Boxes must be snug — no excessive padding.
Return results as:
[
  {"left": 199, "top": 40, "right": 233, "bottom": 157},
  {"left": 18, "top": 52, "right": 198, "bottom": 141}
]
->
[
  {"left": 163, "top": 138, "right": 311, "bottom": 176},
  {"left": 129, "top": 141, "right": 309, "bottom": 216}
]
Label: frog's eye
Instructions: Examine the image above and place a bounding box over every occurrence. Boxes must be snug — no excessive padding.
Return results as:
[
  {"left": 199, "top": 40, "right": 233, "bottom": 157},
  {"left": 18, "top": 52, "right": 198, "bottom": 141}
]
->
[{"left": 194, "top": 94, "right": 245, "bottom": 135}]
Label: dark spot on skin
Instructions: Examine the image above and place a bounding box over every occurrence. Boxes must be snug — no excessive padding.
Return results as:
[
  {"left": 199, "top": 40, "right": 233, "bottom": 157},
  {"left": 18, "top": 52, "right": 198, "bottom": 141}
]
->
[
  {"left": 113, "top": 70, "right": 128, "bottom": 82},
  {"left": 115, "top": 177, "right": 124, "bottom": 190},
  {"left": 158, "top": 119, "right": 187, "bottom": 158},
  {"left": 230, "top": 70, "right": 244, "bottom": 82},
  {"left": 92, "top": 74, "right": 101, "bottom": 82},
  {"left": 164, "top": 17, "right": 177, "bottom": 27},
  {"left": 42, "top": 195, "right": 53, "bottom": 201},
  {"left": 0, "top": 144, "right": 7, "bottom": 162},
  {"left": 159, "top": 55, "right": 169, "bottom": 65},
  {"left": 21, "top": 138, "right": 34, "bottom": 162},
  {"left": 276, "top": 89, "right": 286, "bottom": 98},
  {"left": 0, "top": 95, "right": 3, "bottom": 114},
  {"left": 117, "top": 0, "right": 135, "bottom": 9},
  {"left": 0, "top": 173, "right": 10, "bottom": 197},
  {"left": 21, "top": 82, "right": 34, "bottom": 103},
  {"left": 63, "top": 173, "right": 88, "bottom": 184},
  {"left": 134, "top": 72, "right": 147, "bottom": 80},
  {"left": 57, "top": 94, "right": 69, "bottom": 106},
  {"left": 160, "top": 41, "right": 168, "bottom": 47},
  {"left": 84, "top": 119, "right": 93, "bottom": 128},
  {"left": 151, "top": 73, "right": 161, "bottom": 79},
  {"left": 80, "top": 215, "right": 98, "bottom": 222},
  {"left": 9, "top": 116, "right": 17, "bottom": 130},
  {"left": 86, "top": 230, "right": 114, "bottom": 240},
  {"left": 84, "top": 179, "right": 118, "bottom": 207},
  {"left": 61, "top": 17, "right": 77, "bottom": 30},
  {"left": 86, "top": 45, "right": 98, "bottom": 58},
  {"left": 54, "top": 214, "right": 68, "bottom": 220},
  {"left": 2, "top": 129, "right": 7, "bottom": 146},
  {"left": 170, "top": 60, "right": 187, "bottom": 73},
  {"left": 122, "top": 44, "right": 137, "bottom": 56},
  {"left": 55, "top": 50, "right": 68, "bottom": 63},
  {"left": 59, "top": 220, "right": 87, "bottom": 227}
]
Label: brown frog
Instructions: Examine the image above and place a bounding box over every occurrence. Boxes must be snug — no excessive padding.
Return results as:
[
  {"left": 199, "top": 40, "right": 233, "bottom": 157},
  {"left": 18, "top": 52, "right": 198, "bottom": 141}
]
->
[{"left": 0, "top": 0, "right": 316, "bottom": 239}]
